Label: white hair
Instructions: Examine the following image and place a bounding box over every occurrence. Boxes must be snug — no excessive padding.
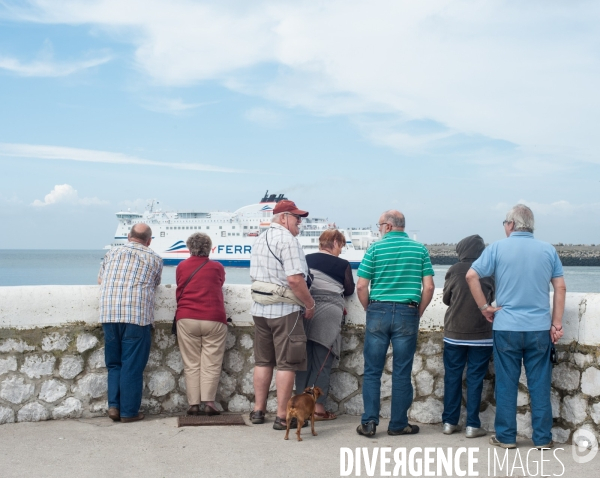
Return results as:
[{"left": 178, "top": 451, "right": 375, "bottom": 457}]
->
[
  {"left": 271, "top": 213, "right": 283, "bottom": 224},
  {"left": 506, "top": 204, "right": 535, "bottom": 232}
]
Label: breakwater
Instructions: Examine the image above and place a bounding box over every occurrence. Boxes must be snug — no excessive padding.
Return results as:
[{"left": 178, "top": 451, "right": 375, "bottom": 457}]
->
[
  {"left": 427, "top": 244, "right": 600, "bottom": 266},
  {"left": 1, "top": 285, "right": 599, "bottom": 446}
]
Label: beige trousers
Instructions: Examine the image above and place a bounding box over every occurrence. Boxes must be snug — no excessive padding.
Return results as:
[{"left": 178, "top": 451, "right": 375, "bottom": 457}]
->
[{"left": 177, "top": 319, "right": 228, "bottom": 404}]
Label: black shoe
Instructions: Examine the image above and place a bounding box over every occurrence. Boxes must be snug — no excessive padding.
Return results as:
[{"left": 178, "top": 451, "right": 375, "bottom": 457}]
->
[
  {"left": 289, "top": 417, "right": 309, "bottom": 429},
  {"left": 273, "top": 416, "right": 287, "bottom": 430},
  {"left": 357, "top": 421, "right": 377, "bottom": 437},
  {"left": 388, "top": 424, "right": 420, "bottom": 436},
  {"left": 249, "top": 410, "right": 265, "bottom": 424}
]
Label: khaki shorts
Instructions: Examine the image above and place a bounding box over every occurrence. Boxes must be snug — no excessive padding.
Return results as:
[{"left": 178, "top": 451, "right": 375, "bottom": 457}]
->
[{"left": 253, "top": 312, "right": 307, "bottom": 371}]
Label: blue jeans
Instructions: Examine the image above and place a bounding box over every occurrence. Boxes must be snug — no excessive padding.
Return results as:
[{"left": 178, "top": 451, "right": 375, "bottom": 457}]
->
[
  {"left": 442, "top": 342, "right": 492, "bottom": 428},
  {"left": 361, "top": 302, "right": 419, "bottom": 431},
  {"left": 493, "top": 330, "right": 552, "bottom": 446},
  {"left": 103, "top": 323, "right": 152, "bottom": 418}
]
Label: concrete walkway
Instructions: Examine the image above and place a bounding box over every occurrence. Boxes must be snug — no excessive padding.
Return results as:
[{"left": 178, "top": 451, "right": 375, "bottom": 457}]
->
[{"left": 0, "top": 414, "right": 597, "bottom": 477}]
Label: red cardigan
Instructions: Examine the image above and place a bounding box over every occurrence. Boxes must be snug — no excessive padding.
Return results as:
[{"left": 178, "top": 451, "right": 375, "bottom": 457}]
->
[{"left": 175, "top": 256, "right": 227, "bottom": 324}]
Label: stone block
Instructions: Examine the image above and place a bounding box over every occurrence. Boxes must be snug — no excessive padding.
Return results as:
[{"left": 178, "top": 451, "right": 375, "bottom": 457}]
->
[
  {"left": 591, "top": 402, "right": 600, "bottom": 425},
  {"left": 324, "top": 396, "right": 339, "bottom": 413},
  {"left": 147, "top": 370, "right": 175, "bottom": 397},
  {"left": 21, "top": 354, "right": 56, "bottom": 379},
  {"left": 17, "top": 402, "right": 49, "bottom": 422},
  {"left": 561, "top": 394, "right": 588, "bottom": 425},
  {"left": 141, "top": 398, "right": 161, "bottom": 414},
  {"left": 581, "top": 367, "right": 600, "bottom": 397},
  {"left": 409, "top": 397, "right": 443, "bottom": 424},
  {"left": 551, "top": 389, "right": 561, "bottom": 419},
  {"left": 411, "top": 355, "right": 423, "bottom": 375},
  {"left": 516, "top": 411, "right": 533, "bottom": 438},
  {"left": 147, "top": 350, "right": 162, "bottom": 368},
  {"left": 385, "top": 355, "right": 393, "bottom": 373},
  {"left": 163, "top": 393, "right": 187, "bottom": 412},
  {"left": 0, "top": 356, "right": 18, "bottom": 375},
  {"left": 415, "top": 370, "right": 434, "bottom": 396},
  {"left": 239, "top": 334, "right": 253, "bottom": 349},
  {"left": 241, "top": 370, "right": 254, "bottom": 395},
  {"left": 552, "top": 427, "right": 571, "bottom": 444},
  {"left": 420, "top": 339, "right": 441, "bottom": 356},
  {"left": 0, "top": 376, "right": 34, "bottom": 404},
  {"left": 266, "top": 396, "right": 277, "bottom": 414},
  {"left": 227, "top": 394, "right": 251, "bottom": 413},
  {"left": 89, "top": 401, "right": 108, "bottom": 414},
  {"left": 433, "top": 379, "right": 444, "bottom": 398},
  {"left": 341, "top": 351, "right": 364, "bottom": 375},
  {"left": 479, "top": 405, "right": 496, "bottom": 432},
  {"left": 0, "top": 406, "right": 15, "bottom": 425},
  {"left": 224, "top": 350, "right": 244, "bottom": 373},
  {"left": 87, "top": 348, "right": 106, "bottom": 369},
  {"left": 166, "top": 350, "right": 184, "bottom": 374},
  {"left": 41, "top": 332, "right": 70, "bottom": 352},
  {"left": 154, "top": 329, "right": 175, "bottom": 350},
  {"left": 329, "top": 371, "right": 358, "bottom": 400},
  {"left": 0, "top": 339, "right": 35, "bottom": 353},
  {"left": 342, "top": 335, "right": 360, "bottom": 352},
  {"left": 248, "top": 352, "right": 255, "bottom": 365},
  {"left": 481, "top": 379, "right": 492, "bottom": 403},
  {"left": 425, "top": 356, "right": 444, "bottom": 376},
  {"left": 53, "top": 398, "right": 83, "bottom": 419},
  {"left": 518, "top": 365, "right": 528, "bottom": 387},
  {"left": 59, "top": 356, "right": 84, "bottom": 380},
  {"left": 517, "top": 389, "right": 529, "bottom": 407},
  {"left": 217, "top": 371, "right": 237, "bottom": 399},
  {"left": 344, "top": 395, "right": 364, "bottom": 415},
  {"left": 225, "top": 333, "right": 236, "bottom": 351},
  {"left": 380, "top": 373, "right": 392, "bottom": 399},
  {"left": 39, "top": 379, "right": 68, "bottom": 403},
  {"left": 73, "top": 373, "right": 108, "bottom": 399},
  {"left": 573, "top": 353, "right": 594, "bottom": 369},
  {"left": 380, "top": 400, "right": 391, "bottom": 419},
  {"left": 76, "top": 334, "right": 99, "bottom": 353},
  {"left": 552, "top": 363, "right": 581, "bottom": 391},
  {"left": 178, "top": 376, "right": 187, "bottom": 393}
]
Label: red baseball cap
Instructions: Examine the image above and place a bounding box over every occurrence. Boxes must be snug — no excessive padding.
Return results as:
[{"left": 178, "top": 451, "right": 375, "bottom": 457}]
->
[{"left": 273, "top": 200, "right": 309, "bottom": 217}]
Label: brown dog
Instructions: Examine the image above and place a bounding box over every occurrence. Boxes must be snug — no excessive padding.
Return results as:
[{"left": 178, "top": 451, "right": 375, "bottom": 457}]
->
[{"left": 284, "top": 386, "right": 323, "bottom": 441}]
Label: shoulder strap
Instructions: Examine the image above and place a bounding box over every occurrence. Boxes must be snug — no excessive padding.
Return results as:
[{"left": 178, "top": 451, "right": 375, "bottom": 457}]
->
[
  {"left": 176, "top": 259, "right": 209, "bottom": 301},
  {"left": 265, "top": 229, "right": 284, "bottom": 266}
]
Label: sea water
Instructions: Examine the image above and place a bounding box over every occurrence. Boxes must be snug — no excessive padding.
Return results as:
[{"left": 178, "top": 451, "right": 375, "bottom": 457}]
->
[{"left": 0, "top": 250, "right": 598, "bottom": 293}]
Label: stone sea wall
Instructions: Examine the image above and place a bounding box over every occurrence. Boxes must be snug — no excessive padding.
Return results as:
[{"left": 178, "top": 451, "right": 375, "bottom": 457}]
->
[
  {"left": 427, "top": 245, "right": 600, "bottom": 266},
  {"left": 1, "top": 285, "right": 599, "bottom": 446}
]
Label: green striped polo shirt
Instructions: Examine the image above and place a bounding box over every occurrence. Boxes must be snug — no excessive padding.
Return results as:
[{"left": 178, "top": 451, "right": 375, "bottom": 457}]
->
[{"left": 357, "top": 231, "right": 434, "bottom": 303}]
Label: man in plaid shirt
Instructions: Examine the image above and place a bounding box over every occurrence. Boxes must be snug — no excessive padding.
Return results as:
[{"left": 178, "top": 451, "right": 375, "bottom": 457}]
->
[
  {"left": 249, "top": 199, "right": 315, "bottom": 430},
  {"left": 98, "top": 223, "right": 163, "bottom": 423}
]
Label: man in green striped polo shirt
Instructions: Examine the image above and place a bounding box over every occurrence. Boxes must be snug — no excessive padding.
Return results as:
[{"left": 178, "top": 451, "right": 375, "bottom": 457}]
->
[{"left": 356, "top": 210, "right": 435, "bottom": 438}]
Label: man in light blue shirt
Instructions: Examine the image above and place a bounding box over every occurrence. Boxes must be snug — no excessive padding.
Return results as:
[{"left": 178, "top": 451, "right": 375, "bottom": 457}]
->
[{"left": 466, "top": 204, "right": 566, "bottom": 449}]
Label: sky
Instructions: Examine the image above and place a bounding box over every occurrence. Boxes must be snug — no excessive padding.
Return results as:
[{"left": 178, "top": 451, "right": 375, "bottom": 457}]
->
[{"left": 0, "top": 0, "right": 598, "bottom": 249}]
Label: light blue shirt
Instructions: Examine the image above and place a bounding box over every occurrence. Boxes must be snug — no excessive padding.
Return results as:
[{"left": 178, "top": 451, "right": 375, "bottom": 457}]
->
[{"left": 471, "top": 232, "right": 563, "bottom": 332}]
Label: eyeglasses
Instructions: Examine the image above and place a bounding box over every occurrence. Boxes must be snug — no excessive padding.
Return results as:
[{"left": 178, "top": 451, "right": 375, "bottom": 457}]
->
[
  {"left": 502, "top": 220, "right": 513, "bottom": 226},
  {"left": 376, "top": 222, "right": 391, "bottom": 228},
  {"left": 285, "top": 213, "right": 302, "bottom": 223}
]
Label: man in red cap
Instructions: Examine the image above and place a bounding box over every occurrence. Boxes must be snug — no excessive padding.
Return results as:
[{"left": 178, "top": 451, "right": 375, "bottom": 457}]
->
[{"left": 249, "top": 199, "right": 316, "bottom": 430}]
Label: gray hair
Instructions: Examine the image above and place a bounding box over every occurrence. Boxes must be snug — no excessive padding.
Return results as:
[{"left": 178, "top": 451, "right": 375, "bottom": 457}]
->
[
  {"left": 186, "top": 233, "right": 212, "bottom": 257},
  {"left": 382, "top": 210, "right": 406, "bottom": 228},
  {"left": 506, "top": 204, "right": 535, "bottom": 232},
  {"left": 271, "top": 213, "right": 283, "bottom": 224}
]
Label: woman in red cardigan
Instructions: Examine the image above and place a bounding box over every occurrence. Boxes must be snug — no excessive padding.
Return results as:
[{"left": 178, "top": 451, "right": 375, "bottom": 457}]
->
[{"left": 176, "top": 233, "right": 227, "bottom": 415}]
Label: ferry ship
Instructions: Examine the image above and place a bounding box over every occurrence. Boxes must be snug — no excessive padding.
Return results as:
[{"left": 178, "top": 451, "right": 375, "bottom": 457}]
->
[{"left": 106, "top": 192, "right": 378, "bottom": 268}]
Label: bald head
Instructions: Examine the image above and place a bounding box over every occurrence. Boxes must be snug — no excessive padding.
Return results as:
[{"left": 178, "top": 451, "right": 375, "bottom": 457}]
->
[
  {"left": 381, "top": 210, "right": 405, "bottom": 229},
  {"left": 128, "top": 223, "right": 152, "bottom": 246}
]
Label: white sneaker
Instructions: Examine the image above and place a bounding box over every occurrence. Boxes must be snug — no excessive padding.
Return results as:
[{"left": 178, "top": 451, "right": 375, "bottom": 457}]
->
[
  {"left": 442, "top": 423, "right": 459, "bottom": 435},
  {"left": 465, "top": 426, "right": 486, "bottom": 438}
]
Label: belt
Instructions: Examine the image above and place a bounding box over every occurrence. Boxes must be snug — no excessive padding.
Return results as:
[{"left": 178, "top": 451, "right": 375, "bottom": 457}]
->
[{"left": 369, "top": 300, "right": 419, "bottom": 307}]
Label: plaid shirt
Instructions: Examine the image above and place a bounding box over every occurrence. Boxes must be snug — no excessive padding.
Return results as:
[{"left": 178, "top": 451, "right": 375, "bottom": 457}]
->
[
  {"left": 98, "top": 242, "right": 163, "bottom": 326},
  {"left": 250, "top": 223, "right": 308, "bottom": 319}
]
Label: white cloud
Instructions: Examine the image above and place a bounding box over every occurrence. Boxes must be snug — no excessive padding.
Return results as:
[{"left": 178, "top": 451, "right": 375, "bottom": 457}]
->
[
  {"left": 5, "top": 1, "right": 600, "bottom": 161},
  {"left": 0, "top": 54, "right": 111, "bottom": 77},
  {"left": 0, "top": 142, "right": 245, "bottom": 173},
  {"left": 32, "top": 184, "right": 108, "bottom": 207},
  {"left": 141, "top": 97, "right": 214, "bottom": 114},
  {"left": 244, "top": 107, "right": 284, "bottom": 127}
]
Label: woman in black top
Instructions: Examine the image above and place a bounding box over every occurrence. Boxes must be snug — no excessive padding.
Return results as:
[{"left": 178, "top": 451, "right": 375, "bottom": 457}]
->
[{"left": 295, "top": 230, "right": 355, "bottom": 420}]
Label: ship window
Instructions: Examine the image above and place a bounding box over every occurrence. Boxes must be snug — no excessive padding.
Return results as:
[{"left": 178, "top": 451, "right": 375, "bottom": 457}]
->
[
  {"left": 219, "top": 226, "right": 222, "bottom": 229},
  {"left": 160, "top": 232, "right": 165, "bottom": 237},
  {"left": 206, "top": 226, "right": 209, "bottom": 230},
  {"left": 244, "top": 226, "right": 248, "bottom": 229},
  {"left": 221, "top": 231, "right": 226, "bottom": 237},
  {"left": 232, "top": 226, "right": 235, "bottom": 229}
]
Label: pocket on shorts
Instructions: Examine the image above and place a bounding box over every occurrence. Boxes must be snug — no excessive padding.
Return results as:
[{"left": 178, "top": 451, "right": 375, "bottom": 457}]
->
[{"left": 287, "top": 334, "right": 307, "bottom": 364}]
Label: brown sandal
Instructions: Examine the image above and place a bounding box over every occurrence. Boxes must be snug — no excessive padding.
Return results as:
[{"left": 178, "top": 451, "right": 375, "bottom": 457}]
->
[{"left": 314, "top": 410, "right": 337, "bottom": 421}]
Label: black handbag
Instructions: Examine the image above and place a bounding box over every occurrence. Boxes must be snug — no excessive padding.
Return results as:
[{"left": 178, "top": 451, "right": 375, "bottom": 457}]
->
[{"left": 171, "top": 259, "right": 209, "bottom": 335}]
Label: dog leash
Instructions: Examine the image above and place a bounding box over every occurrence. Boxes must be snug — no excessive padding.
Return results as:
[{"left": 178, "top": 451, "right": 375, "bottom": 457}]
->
[{"left": 309, "top": 345, "right": 333, "bottom": 391}]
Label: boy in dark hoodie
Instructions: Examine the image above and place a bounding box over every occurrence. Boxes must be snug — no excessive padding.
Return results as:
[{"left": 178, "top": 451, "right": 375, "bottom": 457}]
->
[{"left": 441, "top": 234, "right": 495, "bottom": 438}]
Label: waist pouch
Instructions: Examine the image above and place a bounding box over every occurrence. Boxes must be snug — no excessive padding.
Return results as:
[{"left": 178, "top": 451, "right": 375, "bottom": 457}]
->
[{"left": 251, "top": 280, "right": 306, "bottom": 307}]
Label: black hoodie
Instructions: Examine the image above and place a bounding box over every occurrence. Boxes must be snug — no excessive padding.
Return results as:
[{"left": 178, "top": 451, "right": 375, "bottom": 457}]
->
[{"left": 443, "top": 235, "right": 495, "bottom": 341}]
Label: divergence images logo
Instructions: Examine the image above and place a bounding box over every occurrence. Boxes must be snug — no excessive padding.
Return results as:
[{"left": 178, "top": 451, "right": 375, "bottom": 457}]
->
[{"left": 572, "top": 428, "right": 599, "bottom": 464}]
